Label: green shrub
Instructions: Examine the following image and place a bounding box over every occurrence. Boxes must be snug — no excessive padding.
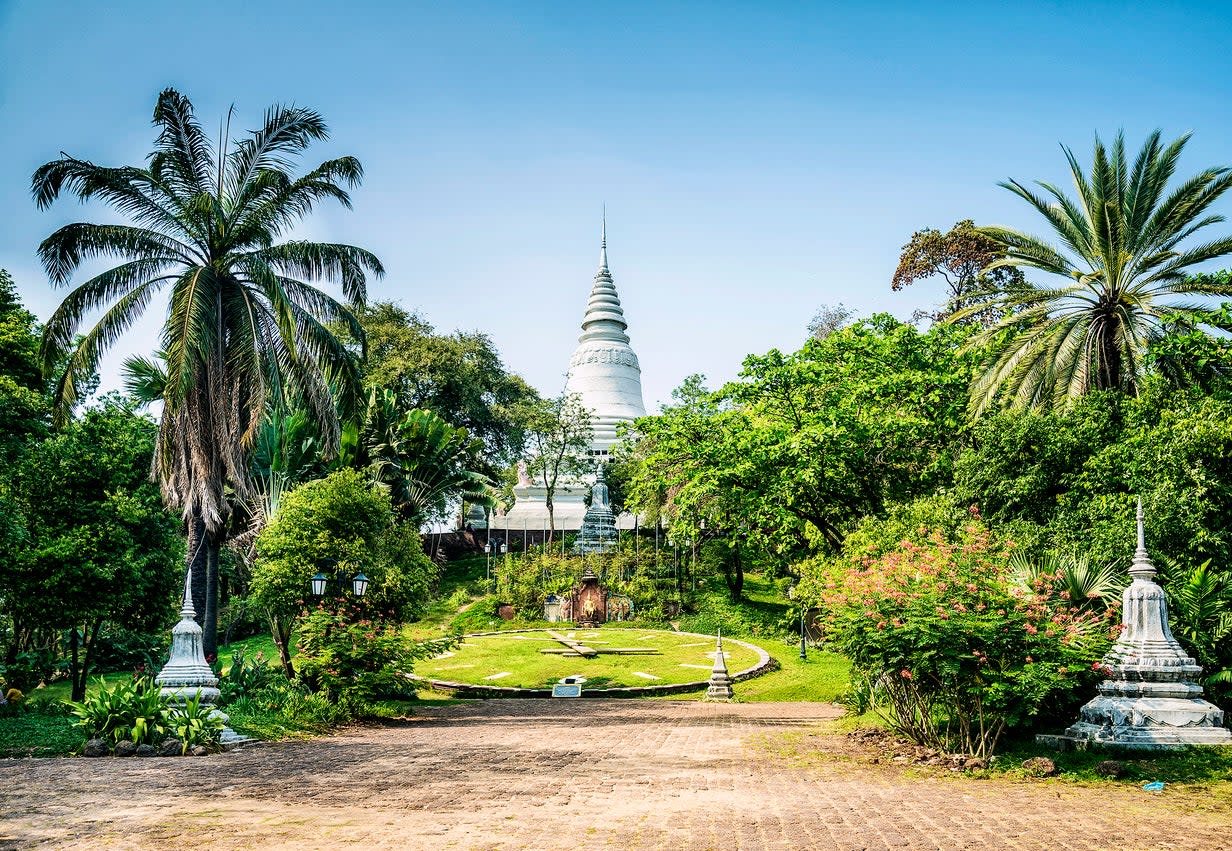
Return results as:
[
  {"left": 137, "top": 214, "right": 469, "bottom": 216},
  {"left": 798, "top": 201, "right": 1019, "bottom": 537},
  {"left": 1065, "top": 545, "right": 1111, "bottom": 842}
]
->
[
  {"left": 225, "top": 682, "right": 351, "bottom": 738},
  {"left": 0, "top": 649, "right": 59, "bottom": 693},
  {"left": 166, "top": 692, "right": 224, "bottom": 753},
  {"left": 294, "top": 605, "right": 456, "bottom": 706},
  {"left": 88, "top": 626, "right": 169, "bottom": 674},
  {"left": 217, "top": 647, "right": 284, "bottom": 707},
  {"left": 805, "top": 523, "right": 1115, "bottom": 758},
  {"left": 67, "top": 676, "right": 169, "bottom": 745}
]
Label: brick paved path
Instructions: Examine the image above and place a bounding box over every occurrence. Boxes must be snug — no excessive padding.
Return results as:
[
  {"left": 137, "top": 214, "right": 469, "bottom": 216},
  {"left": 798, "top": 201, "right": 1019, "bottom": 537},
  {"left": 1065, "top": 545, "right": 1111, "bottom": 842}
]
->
[{"left": 2, "top": 700, "right": 1227, "bottom": 850}]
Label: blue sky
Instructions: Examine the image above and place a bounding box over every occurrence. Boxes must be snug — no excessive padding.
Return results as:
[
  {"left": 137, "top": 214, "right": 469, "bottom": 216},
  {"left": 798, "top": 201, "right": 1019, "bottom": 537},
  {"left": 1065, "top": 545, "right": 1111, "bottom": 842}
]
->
[{"left": 3, "top": 1, "right": 1232, "bottom": 410}]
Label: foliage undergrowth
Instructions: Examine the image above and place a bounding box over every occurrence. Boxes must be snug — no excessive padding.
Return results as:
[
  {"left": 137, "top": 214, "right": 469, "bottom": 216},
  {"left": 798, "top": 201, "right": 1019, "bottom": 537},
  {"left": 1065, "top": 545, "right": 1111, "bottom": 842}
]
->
[{"left": 66, "top": 676, "right": 223, "bottom": 752}]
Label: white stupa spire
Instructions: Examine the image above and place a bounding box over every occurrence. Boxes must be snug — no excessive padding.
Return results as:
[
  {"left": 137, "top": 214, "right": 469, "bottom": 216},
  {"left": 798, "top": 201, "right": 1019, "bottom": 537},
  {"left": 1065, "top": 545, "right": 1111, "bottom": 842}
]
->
[
  {"left": 565, "top": 214, "right": 647, "bottom": 452},
  {"left": 599, "top": 207, "right": 609, "bottom": 273}
]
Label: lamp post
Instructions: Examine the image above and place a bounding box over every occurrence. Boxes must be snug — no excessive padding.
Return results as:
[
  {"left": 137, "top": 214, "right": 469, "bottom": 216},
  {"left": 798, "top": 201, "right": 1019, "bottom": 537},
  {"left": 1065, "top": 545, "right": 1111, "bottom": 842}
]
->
[
  {"left": 309, "top": 557, "right": 370, "bottom": 599},
  {"left": 486, "top": 540, "right": 504, "bottom": 591},
  {"left": 789, "top": 579, "right": 806, "bottom": 661}
]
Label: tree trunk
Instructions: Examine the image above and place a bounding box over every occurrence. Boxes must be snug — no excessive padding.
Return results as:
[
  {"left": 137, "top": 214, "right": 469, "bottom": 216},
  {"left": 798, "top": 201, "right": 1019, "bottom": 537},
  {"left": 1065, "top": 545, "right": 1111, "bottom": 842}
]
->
[
  {"left": 69, "top": 627, "right": 82, "bottom": 702},
  {"left": 269, "top": 613, "right": 295, "bottom": 680},
  {"left": 203, "top": 534, "right": 220, "bottom": 659},
  {"left": 545, "top": 492, "right": 556, "bottom": 545},
  {"left": 724, "top": 539, "right": 745, "bottom": 599}
]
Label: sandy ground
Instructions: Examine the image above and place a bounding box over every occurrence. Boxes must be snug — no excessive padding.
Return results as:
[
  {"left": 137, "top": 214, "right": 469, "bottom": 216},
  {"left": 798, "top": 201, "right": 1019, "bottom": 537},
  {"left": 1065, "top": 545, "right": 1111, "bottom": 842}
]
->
[{"left": 1, "top": 699, "right": 1228, "bottom": 850}]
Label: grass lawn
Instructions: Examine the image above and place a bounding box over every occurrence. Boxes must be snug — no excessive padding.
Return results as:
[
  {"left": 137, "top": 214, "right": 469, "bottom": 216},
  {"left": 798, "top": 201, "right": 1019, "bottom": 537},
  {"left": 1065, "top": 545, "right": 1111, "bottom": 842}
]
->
[
  {"left": 416, "top": 628, "right": 765, "bottom": 690},
  {"left": 217, "top": 633, "right": 283, "bottom": 671},
  {"left": 0, "top": 710, "right": 80, "bottom": 758}
]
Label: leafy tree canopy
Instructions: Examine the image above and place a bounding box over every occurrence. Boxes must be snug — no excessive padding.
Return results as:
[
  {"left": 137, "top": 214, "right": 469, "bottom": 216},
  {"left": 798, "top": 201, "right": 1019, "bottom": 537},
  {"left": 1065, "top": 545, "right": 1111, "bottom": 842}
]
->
[
  {"left": 626, "top": 316, "right": 977, "bottom": 555},
  {"left": 891, "top": 219, "right": 1026, "bottom": 324},
  {"left": 353, "top": 302, "right": 538, "bottom": 472},
  {"left": 1, "top": 399, "right": 182, "bottom": 699},
  {"left": 251, "top": 468, "right": 436, "bottom": 624}
]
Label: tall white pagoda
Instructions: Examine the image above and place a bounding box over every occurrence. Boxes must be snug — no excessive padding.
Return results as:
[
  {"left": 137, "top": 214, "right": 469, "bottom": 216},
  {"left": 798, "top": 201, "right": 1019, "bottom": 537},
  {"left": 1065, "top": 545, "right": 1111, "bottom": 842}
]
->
[{"left": 491, "top": 220, "right": 647, "bottom": 533}]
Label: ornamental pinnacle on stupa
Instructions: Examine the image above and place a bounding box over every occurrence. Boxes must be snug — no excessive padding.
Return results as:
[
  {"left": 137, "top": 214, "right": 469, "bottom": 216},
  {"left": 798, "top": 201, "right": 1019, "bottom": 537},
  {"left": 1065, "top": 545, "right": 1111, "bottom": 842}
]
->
[
  {"left": 1046, "top": 498, "right": 1232, "bottom": 749},
  {"left": 705, "top": 628, "right": 734, "bottom": 702}
]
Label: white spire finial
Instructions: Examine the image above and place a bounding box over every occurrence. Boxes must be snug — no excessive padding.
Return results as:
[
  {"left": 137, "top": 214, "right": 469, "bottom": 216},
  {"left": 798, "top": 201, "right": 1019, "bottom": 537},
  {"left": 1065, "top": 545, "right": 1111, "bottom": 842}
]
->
[
  {"left": 1137, "top": 497, "right": 1145, "bottom": 552},
  {"left": 599, "top": 207, "right": 608, "bottom": 273},
  {"left": 180, "top": 564, "right": 196, "bottom": 620},
  {"left": 1130, "top": 496, "right": 1156, "bottom": 581}
]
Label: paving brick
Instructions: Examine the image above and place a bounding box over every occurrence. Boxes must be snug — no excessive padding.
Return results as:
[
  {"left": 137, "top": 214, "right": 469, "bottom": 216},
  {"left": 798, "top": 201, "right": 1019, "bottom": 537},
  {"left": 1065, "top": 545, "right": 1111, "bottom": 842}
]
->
[{"left": 0, "top": 700, "right": 1228, "bottom": 849}]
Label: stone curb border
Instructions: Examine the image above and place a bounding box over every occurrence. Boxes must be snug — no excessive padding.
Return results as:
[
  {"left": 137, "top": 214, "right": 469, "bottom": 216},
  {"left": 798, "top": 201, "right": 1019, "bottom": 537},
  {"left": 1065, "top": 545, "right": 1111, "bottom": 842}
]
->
[{"left": 408, "top": 628, "right": 776, "bottom": 698}]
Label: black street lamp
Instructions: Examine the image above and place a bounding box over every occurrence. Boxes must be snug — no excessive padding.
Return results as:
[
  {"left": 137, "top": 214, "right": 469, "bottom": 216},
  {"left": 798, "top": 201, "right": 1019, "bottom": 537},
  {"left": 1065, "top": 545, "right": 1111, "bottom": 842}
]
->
[
  {"left": 486, "top": 540, "right": 505, "bottom": 589},
  {"left": 310, "top": 557, "right": 369, "bottom": 598}
]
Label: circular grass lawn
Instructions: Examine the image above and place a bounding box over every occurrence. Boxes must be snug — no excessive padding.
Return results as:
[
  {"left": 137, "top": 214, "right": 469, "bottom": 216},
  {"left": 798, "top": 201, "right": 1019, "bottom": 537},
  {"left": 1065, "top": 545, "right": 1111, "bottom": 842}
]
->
[{"left": 415, "top": 628, "right": 769, "bottom": 691}]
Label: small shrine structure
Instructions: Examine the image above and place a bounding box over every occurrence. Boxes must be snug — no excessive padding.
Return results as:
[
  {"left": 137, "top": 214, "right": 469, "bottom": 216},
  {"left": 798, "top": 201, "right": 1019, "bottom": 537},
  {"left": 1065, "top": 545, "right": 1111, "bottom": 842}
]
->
[
  {"left": 705, "top": 630, "right": 734, "bottom": 701},
  {"left": 1047, "top": 500, "right": 1232, "bottom": 750},
  {"left": 569, "top": 565, "right": 607, "bottom": 627}
]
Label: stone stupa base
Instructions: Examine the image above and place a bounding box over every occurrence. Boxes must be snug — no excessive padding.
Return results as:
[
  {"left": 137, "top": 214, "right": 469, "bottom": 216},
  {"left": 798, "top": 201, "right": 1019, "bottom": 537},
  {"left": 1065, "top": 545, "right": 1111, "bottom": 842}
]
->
[{"left": 1040, "top": 693, "right": 1232, "bottom": 751}]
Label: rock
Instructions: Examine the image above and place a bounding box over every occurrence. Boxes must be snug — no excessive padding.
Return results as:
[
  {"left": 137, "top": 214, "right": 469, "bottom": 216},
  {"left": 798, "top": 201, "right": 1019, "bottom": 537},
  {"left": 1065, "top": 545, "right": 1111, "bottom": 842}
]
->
[
  {"left": 1095, "top": 759, "right": 1127, "bottom": 778},
  {"left": 113, "top": 740, "right": 138, "bottom": 758},
  {"left": 189, "top": 745, "right": 210, "bottom": 757},
  {"left": 135, "top": 744, "right": 157, "bottom": 758},
  {"left": 82, "top": 739, "right": 109, "bottom": 758},
  {"left": 1021, "top": 756, "right": 1057, "bottom": 776},
  {"left": 965, "top": 758, "right": 988, "bottom": 770},
  {"left": 159, "top": 739, "right": 184, "bottom": 757}
]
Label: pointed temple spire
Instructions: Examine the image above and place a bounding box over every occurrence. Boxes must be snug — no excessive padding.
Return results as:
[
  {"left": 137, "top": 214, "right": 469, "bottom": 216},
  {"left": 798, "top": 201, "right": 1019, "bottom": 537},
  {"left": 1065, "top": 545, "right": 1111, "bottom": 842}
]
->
[
  {"left": 1130, "top": 497, "right": 1156, "bottom": 580},
  {"left": 599, "top": 207, "right": 609, "bottom": 274},
  {"left": 579, "top": 214, "right": 629, "bottom": 344}
]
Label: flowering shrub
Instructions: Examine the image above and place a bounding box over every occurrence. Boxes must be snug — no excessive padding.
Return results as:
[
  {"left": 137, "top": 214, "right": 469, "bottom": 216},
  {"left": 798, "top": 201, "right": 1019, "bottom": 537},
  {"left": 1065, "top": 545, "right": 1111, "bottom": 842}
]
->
[{"left": 804, "top": 524, "right": 1116, "bottom": 757}]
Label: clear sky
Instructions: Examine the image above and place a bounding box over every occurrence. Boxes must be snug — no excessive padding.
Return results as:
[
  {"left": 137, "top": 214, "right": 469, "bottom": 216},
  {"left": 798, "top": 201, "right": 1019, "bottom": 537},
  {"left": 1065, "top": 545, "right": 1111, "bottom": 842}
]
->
[{"left": 3, "top": 1, "right": 1232, "bottom": 411}]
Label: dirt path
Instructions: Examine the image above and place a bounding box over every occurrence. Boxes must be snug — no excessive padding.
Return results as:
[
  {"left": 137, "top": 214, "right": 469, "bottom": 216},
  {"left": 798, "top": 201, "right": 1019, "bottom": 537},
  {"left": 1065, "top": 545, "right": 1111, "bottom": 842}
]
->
[{"left": 1, "top": 700, "right": 1227, "bottom": 850}]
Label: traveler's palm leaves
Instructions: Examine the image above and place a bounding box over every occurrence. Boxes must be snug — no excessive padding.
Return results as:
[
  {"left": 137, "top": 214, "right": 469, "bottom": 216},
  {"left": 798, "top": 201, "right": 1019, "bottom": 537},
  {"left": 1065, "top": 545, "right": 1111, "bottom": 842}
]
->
[
  {"left": 1010, "top": 550, "right": 1125, "bottom": 611},
  {"left": 960, "top": 131, "right": 1232, "bottom": 413},
  {"left": 360, "top": 389, "right": 493, "bottom": 523},
  {"left": 1160, "top": 559, "right": 1232, "bottom": 690}
]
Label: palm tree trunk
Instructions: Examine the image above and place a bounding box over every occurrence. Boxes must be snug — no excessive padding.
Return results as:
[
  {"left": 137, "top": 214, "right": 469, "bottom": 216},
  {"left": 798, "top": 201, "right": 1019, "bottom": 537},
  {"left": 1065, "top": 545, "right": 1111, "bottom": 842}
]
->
[{"left": 203, "top": 534, "right": 220, "bottom": 659}]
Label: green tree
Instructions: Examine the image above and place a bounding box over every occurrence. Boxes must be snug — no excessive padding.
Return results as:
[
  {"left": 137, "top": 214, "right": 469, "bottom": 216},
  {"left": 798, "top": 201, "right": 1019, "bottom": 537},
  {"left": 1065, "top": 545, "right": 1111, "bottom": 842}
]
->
[
  {"left": 32, "top": 89, "right": 382, "bottom": 656},
  {"left": 520, "top": 393, "right": 593, "bottom": 543},
  {"left": 250, "top": 469, "right": 436, "bottom": 678},
  {"left": 354, "top": 302, "right": 537, "bottom": 473},
  {"left": 628, "top": 316, "right": 975, "bottom": 555},
  {"left": 2, "top": 400, "right": 182, "bottom": 700},
  {"left": 343, "top": 389, "right": 492, "bottom": 526},
  {"left": 965, "top": 131, "right": 1232, "bottom": 413},
  {"left": 0, "top": 271, "right": 50, "bottom": 464},
  {"left": 891, "top": 219, "right": 1026, "bottom": 324}
]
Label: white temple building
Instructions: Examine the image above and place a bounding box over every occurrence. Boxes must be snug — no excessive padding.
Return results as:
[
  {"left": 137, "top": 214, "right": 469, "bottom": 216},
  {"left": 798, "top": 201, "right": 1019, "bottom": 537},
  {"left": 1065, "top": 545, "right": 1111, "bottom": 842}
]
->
[{"left": 489, "top": 221, "right": 646, "bottom": 533}]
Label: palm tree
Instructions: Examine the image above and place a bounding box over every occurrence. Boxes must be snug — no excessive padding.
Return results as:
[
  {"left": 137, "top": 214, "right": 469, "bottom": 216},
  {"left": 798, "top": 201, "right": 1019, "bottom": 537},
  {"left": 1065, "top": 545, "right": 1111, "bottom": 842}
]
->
[
  {"left": 960, "top": 131, "right": 1232, "bottom": 413},
  {"left": 33, "top": 88, "right": 382, "bottom": 654}
]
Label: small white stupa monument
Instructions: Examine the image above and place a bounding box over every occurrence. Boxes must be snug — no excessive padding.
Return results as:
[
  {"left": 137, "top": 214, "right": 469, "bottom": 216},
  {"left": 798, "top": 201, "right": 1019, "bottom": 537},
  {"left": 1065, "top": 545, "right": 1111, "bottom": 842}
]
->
[{"left": 1048, "top": 500, "right": 1231, "bottom": 750}]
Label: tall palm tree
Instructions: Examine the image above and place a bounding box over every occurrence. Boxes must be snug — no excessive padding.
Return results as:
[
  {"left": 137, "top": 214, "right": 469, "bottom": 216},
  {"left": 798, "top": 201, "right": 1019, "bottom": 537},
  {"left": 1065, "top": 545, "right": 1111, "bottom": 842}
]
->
[
  {"left": 33, "top": 88, "right": 382, "bottom": 654},
  {"left": 959, "top": 131, "right": 1232, "bottom": 414}
]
